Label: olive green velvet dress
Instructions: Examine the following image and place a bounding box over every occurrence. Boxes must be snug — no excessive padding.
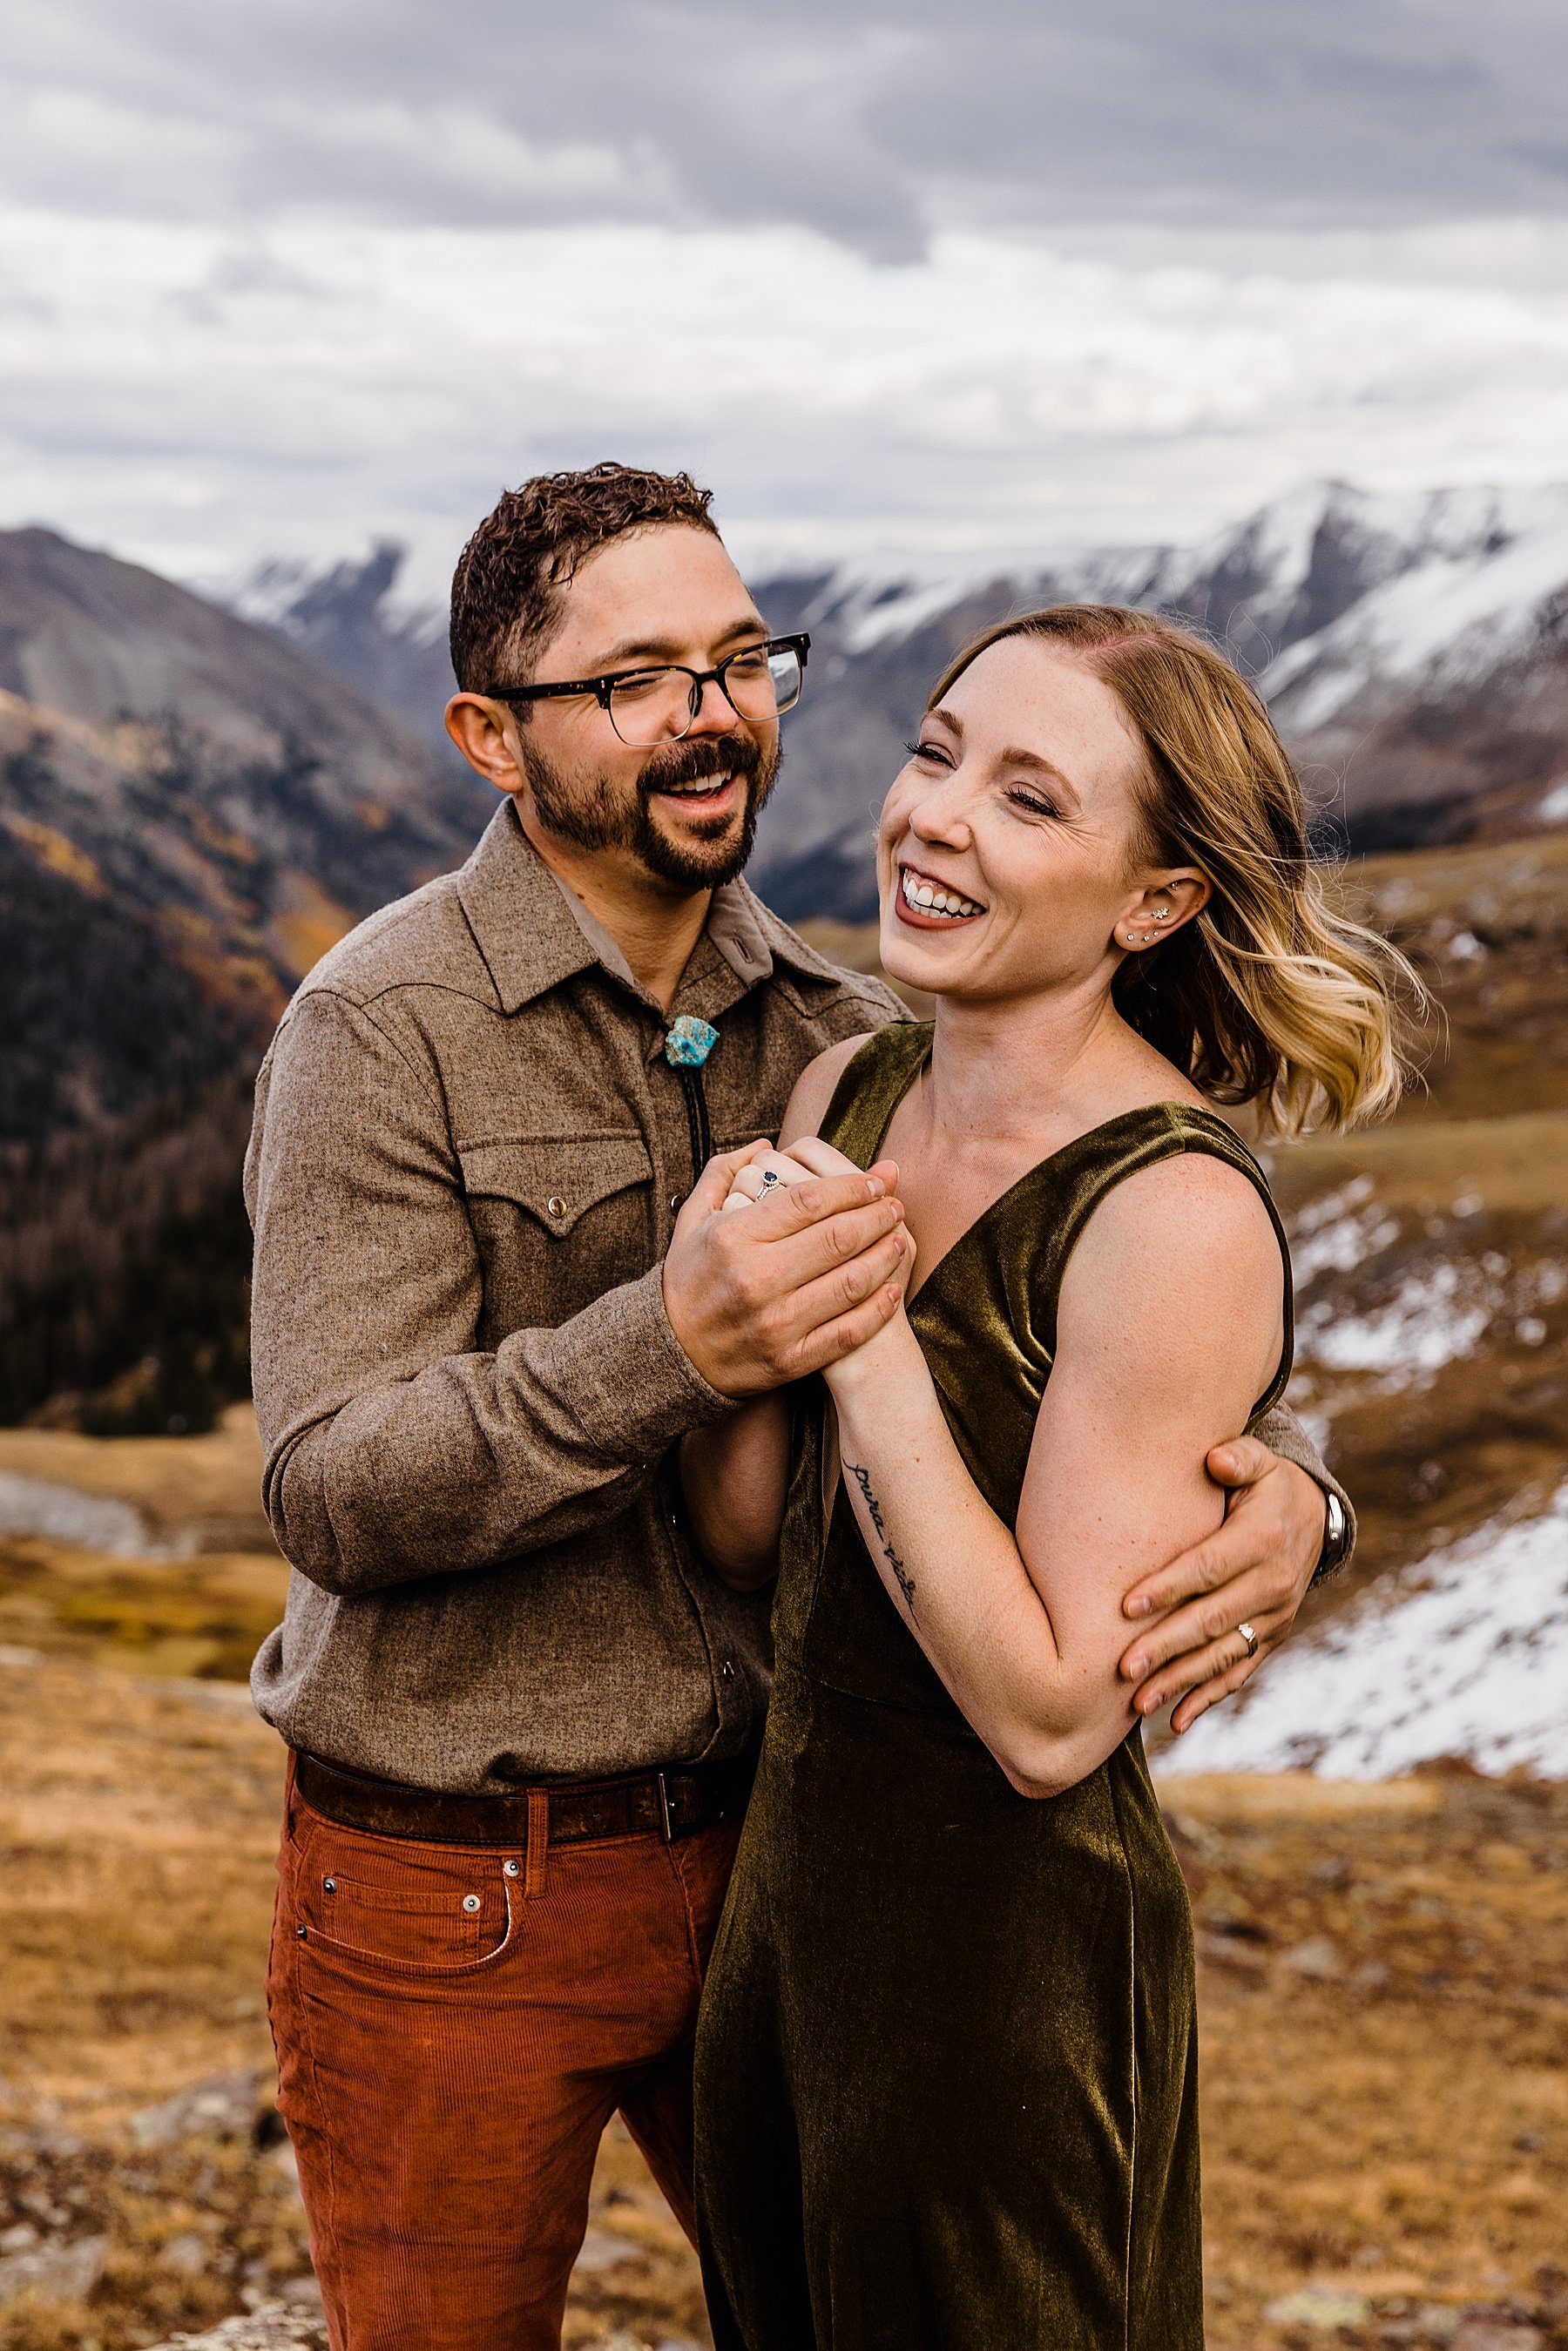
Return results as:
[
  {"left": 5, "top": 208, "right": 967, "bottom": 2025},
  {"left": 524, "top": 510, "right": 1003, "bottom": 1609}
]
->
[{"left": 693, "top": 1023, "right": 1293, "bottom": 2351}]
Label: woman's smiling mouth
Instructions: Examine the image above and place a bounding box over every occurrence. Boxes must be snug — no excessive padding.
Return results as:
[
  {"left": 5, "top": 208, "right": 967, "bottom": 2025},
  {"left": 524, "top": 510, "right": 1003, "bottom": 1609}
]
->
[{"left": 896, "top": 862, "right": 987, "bottom": 927}]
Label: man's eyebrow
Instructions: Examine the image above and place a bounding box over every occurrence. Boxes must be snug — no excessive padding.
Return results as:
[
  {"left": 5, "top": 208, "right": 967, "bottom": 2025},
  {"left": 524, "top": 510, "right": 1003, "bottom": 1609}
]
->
[{"left": 592, "top": 615, "right": 767, "bottom": 669}]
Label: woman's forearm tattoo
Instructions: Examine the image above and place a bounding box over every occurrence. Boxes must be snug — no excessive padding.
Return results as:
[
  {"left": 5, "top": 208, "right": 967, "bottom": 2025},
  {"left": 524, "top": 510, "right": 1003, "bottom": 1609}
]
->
[{"left": 844, "top": 1461, "right": 917, "bottom": 1624}]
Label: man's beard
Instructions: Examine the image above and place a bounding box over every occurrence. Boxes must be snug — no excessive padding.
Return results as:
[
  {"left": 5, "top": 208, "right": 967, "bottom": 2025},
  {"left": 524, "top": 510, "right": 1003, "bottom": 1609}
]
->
[{"left": 518, "top": 728, "right": 780, "bottom": 889}]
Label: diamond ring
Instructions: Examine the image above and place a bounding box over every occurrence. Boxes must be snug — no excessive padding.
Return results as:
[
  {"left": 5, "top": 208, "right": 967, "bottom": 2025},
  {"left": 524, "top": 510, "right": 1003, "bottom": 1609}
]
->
[{"left": 1238, "top": 1621, "right": 1260, "bottom": 1659}]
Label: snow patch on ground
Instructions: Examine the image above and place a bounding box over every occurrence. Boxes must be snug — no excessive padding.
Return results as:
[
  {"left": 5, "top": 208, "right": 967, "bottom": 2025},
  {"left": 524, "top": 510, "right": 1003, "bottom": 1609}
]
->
[
  {"left": 1288, "top": 1177, "right": 1401, "bottom": 1287},
  {"left": 0, "top": 1474, "right": 187, "bottom": 1558},
  {"left": 1296, "top": 1260, "right": 1494, "bottom": 1377},
  {"left": 1158, "top": 1490, "right": 1568, "bottom": 1781}
]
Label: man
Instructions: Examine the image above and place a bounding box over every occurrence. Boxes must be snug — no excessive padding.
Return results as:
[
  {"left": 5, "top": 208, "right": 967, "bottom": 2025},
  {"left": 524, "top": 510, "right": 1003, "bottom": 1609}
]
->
[{"left": 247, "top": 463, "right": 1348, "bottom": 2351}]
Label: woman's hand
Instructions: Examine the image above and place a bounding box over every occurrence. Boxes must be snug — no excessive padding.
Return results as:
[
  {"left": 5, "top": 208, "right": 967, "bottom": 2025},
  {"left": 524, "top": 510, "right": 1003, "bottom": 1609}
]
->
[
  {"left": 720, "top": 1136, "right": 891, "bottom": 1212},
  {"left": 720, "top": 1145, "right": 822, "bottom": 1212},
  {"left": 720, "top": 1140, "right": 917, "bottom": 1382}
]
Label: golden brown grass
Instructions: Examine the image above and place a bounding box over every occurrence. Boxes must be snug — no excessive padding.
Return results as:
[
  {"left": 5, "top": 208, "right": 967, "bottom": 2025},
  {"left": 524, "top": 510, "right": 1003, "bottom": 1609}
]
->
[{"left": 1, "top": 1650, "right": 1564, "bottom": 2348}]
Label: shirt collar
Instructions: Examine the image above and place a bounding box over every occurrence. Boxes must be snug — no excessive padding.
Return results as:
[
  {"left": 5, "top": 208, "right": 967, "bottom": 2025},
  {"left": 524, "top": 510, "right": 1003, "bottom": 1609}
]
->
[{"left": 454, "top": 795, "right": 855, "bottom": 1016}]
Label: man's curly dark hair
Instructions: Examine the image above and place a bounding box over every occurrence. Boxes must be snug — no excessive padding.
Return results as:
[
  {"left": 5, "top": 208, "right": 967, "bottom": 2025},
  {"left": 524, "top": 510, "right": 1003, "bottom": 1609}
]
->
[{"left": 449, "top": 461, "right": 720, "bottom": 694}]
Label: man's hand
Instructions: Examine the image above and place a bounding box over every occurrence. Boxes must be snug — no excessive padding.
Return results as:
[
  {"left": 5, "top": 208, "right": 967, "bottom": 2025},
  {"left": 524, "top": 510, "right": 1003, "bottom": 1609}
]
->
[
  {"left": 1116, "top": 1436, "right": 1328, "bottom": 1735},
  {"left": 663, "top": 1145, "right": 909, "bottom": 1397}
]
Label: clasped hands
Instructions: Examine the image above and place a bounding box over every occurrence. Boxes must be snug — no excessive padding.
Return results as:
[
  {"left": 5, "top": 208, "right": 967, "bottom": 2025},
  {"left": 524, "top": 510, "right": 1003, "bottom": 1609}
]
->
[{"left": 662, "top": 1135, "right": 1325, "bottom": 1733}]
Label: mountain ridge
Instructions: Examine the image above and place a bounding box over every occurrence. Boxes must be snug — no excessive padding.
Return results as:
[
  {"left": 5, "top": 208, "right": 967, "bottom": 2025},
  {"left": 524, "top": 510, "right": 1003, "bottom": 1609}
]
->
[{"left": 227, "top": 478, "right": 1568, "bottom": 919}]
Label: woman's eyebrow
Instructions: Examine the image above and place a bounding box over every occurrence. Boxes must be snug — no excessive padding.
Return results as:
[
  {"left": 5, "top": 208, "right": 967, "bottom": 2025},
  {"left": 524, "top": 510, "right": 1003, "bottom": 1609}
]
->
[{"left": 998, "top": 745, "right": 1081, "bottom": 805}]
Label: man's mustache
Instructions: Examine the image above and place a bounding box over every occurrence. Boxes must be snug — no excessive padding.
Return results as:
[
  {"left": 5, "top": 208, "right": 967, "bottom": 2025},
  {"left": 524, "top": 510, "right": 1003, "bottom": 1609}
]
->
[{"left": 639, "top": 734, "right": 763, "bottom": 799}]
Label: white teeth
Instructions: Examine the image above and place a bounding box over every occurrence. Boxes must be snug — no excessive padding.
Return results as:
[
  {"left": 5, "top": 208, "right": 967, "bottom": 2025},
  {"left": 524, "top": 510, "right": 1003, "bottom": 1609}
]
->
[{"left": 902, "top": 869, "right": 982, "bottom": 919}]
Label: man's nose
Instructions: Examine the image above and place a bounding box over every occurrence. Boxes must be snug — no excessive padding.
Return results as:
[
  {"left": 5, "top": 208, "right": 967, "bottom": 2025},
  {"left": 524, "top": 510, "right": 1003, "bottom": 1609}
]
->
[{"left": 685, "top": 673, "right": 741, "bottom": 735}]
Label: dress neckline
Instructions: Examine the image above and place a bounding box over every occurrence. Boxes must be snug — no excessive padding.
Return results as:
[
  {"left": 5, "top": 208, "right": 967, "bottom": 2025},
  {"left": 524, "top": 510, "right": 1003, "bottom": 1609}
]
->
[{"left": 851, "top": 1029, "right": 1257, "bottom": 1314}]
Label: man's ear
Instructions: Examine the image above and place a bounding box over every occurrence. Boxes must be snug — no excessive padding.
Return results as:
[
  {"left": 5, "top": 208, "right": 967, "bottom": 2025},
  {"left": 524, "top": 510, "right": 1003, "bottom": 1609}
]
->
[{"left": 445, "top": 694, "right": 525, "bottom": 796}]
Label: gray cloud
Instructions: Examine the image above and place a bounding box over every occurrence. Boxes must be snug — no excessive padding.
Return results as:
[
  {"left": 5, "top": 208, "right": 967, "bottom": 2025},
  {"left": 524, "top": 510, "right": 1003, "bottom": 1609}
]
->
[{"left": 7, "top": 0, "right": 1568, "bottom": 252}]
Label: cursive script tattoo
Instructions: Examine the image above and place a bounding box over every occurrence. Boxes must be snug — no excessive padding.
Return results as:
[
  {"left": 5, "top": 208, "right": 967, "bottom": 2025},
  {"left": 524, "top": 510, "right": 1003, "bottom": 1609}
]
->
[{"left": 843, "top": 1461, "right": 917, "bottom": 1624}]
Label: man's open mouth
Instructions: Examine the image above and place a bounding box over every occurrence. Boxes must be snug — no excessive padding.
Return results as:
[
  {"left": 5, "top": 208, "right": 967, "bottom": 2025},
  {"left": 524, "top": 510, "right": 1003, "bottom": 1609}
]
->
[
  {"left": 651, "top": 770, "right": 737, "bottom": 805},
  {"left": 896, "top": 863, "right": 986, "bottom": 923}
]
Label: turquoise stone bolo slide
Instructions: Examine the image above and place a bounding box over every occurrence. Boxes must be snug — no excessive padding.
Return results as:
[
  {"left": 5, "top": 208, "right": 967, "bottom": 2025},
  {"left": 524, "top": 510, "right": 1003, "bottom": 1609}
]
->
[{"left": 664, "top": 1016, "right": 719, "bottom": 1068}]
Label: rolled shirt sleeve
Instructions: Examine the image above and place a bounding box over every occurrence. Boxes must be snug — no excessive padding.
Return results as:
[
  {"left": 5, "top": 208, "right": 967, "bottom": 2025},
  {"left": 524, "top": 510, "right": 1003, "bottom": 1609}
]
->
[{"left": 1250, "top": 1399, "right": 1355, "bottom": 1582}]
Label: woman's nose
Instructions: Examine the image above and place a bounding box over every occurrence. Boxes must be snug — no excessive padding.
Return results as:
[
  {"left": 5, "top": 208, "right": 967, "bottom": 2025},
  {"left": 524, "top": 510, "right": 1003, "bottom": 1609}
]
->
[{"left": 907, "top": 788, "right": 970, "bottom": 847}]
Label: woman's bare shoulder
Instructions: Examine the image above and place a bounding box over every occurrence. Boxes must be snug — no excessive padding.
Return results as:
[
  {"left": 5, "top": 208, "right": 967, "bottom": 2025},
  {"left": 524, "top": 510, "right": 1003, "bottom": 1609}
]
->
[
  {"left": 1058, "top": 1145, "right": 1284, "bottom": 1382},
  {"left": 780, "top": 1032, "right": 880, "bottom": 1145}
]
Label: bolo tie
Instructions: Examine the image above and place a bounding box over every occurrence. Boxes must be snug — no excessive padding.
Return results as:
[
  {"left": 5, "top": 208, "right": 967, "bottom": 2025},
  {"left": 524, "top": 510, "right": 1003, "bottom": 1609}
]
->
[{"left": 664, "top": 1015, "right": 720, "bottom": 1191}]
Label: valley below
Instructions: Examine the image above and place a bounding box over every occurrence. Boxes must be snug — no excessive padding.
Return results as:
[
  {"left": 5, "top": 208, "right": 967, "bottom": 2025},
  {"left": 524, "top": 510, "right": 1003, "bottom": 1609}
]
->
[{"left": 2, "top": 812, "right": 1567, "bottom": 2347}]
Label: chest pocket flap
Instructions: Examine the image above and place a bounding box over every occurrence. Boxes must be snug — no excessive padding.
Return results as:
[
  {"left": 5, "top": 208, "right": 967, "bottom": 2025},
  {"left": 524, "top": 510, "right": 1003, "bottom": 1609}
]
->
[{"left": 458, "top": 1135, "right": 652, "bottom": 1237}]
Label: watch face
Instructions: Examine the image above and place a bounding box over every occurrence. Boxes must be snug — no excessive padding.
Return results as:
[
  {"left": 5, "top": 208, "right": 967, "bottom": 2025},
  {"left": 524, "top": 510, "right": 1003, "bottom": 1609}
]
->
[{"left": 1322, "top": 1493, "right": 1348, "bottom": 1564}]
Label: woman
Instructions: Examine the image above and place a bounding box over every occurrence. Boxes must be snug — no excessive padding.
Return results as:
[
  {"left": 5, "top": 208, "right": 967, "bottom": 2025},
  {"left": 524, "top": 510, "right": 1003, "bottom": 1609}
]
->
[{"left": 680, "top": 605, "right": 1407, "bottom": 2349}]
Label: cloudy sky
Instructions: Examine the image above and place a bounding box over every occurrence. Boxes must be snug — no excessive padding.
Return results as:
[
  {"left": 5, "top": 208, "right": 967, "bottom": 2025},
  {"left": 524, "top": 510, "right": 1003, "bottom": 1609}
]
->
[{"left": 4, "top": 0, "right": 1568, "bottom": 595}]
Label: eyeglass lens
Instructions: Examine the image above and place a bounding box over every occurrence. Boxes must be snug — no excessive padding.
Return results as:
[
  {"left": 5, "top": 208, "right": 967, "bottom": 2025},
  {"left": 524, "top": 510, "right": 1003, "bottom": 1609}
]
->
[{"left": 607, "top": 645, "right": 802, "bottom": 747}]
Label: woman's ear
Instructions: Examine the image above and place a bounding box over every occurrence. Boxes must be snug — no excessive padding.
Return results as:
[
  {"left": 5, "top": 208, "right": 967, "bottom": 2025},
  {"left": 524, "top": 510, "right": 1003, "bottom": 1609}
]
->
[
  {"left": 1113, "top": 870, "right": 1210, "bottom": 954},
  {"left": 1152, "top": 870, "right": 1210, "bottom": 933}
]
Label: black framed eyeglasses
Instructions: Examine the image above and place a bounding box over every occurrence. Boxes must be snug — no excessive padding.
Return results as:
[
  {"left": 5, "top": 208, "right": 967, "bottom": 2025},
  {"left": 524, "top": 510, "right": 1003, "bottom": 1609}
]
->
[{"left": 485, "top": 633, "right": 809, "bottom": 748}]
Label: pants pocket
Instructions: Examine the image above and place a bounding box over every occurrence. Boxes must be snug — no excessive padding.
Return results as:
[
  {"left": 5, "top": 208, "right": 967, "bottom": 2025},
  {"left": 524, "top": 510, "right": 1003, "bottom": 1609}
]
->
[{"left": 292, "top": 1813, "right": 521, "bottom": 1976}]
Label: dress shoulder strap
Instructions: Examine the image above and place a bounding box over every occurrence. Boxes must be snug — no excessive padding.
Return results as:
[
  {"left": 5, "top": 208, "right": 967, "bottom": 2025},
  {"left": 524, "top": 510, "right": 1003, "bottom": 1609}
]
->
[
  {"left": 817, "top": 1022, "right": 933, "bottom": 1169},
  {"left": 1020, "top": 1103, "right": 1294, "bottom": 1422}
]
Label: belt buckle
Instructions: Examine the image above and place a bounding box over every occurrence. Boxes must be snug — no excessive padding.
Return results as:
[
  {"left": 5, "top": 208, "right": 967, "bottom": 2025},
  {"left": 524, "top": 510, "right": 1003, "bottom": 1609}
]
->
[{"left": 655, "top": 1769, "right": 675, "bottom": 1843}]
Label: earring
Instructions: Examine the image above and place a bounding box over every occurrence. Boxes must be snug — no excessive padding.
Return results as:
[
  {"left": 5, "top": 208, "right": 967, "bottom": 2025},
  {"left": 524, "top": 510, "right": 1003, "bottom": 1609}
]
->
[{"left": 1152, "top": 908, "right": 1170, "bottom": 923}]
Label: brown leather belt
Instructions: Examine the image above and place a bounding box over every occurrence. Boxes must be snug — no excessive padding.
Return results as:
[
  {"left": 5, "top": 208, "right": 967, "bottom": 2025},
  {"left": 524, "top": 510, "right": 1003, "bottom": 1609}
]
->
[{"left": 294, "top": 1746, "right": 756, "bottom": 1849}]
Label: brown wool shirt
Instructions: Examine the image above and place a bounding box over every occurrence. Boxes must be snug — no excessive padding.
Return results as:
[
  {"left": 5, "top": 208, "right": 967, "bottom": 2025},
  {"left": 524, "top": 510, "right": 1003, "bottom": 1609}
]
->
[{"left": 247, "top": 798, "right": 1346, "bottom": 1794}]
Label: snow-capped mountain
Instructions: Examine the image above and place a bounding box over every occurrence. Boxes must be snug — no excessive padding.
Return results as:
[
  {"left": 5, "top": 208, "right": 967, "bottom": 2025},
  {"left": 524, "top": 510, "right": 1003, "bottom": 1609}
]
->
[
  {"left": 746, "top": 479, "right": 1568, "bottom": 914},
  {"left": 223, "top": 479, "right": 1568, "bottom": 920}
]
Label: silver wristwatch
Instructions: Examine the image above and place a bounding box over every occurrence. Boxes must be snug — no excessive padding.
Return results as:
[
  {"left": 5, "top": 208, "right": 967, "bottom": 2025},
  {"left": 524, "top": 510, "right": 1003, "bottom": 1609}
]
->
[{"left": 1315, "top": 1490, "right": 1350, "bottom": 1581}]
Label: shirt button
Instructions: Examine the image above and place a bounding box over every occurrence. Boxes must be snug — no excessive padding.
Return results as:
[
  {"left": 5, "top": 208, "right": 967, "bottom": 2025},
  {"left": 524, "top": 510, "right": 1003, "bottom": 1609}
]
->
[
  {"left": 547, "top": 1196, "right": 567, "bottom": 1219},
  {"left": 720, "top": 1658, "right": 735, "bottom": 1681},
  {"left": 669, "top": 1194, "right": 681, "bottom": 1213}
]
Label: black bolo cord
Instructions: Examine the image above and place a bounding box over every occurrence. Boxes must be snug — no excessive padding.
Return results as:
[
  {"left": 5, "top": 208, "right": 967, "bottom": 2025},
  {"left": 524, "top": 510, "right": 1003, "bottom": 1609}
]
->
[{"left": 677, "top": 1064, "right": 713, "bottom": 1190}]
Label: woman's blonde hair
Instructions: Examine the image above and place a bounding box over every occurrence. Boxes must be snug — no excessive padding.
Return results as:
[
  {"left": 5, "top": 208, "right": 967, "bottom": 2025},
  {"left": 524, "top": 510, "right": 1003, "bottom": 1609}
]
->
[{"left": 927, "top": 604, "right": 1418, "bottom": 1138}]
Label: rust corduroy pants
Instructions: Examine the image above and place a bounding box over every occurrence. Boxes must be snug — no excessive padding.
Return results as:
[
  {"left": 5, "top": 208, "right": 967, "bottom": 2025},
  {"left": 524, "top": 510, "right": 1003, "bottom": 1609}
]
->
[{"left": 267, "top": 1760, "right": 740, "bottom": 2350}]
